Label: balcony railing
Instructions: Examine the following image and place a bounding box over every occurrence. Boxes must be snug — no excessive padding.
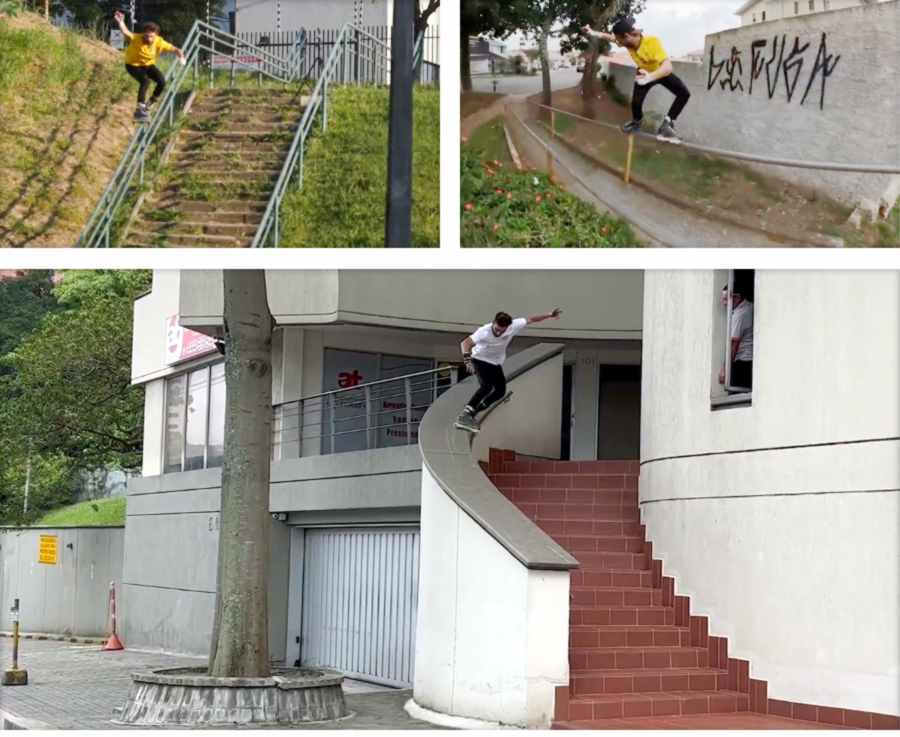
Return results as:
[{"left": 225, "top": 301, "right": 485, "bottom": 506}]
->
[{"left": 273, "top": 365, "right": 459, "bottom": 458}]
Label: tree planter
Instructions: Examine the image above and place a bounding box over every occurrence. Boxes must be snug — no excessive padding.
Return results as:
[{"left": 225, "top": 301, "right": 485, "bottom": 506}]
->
[{"left": 115, "top": 667, "right": 349, "bottom": 726}]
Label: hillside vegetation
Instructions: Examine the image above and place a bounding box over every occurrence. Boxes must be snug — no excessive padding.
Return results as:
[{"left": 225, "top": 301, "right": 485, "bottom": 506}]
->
[{"left": 0, "top": 11, "right": 133, "bottom": 246}]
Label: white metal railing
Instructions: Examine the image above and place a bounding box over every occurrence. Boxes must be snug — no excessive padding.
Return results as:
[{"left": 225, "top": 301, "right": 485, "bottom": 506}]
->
[{"left": 273, "top": 365, "right": 458, "bottom": 457}]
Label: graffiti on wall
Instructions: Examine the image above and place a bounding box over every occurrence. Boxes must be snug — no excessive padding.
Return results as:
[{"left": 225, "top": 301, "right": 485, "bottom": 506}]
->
[{"left": 708, "top": 33, "right": 841, "bottom": 110}]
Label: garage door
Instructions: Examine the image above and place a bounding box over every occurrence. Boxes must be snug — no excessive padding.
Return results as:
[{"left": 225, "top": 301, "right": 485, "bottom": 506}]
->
[{"left": 301, "top": 527, "right": 420, "bottom": 687}]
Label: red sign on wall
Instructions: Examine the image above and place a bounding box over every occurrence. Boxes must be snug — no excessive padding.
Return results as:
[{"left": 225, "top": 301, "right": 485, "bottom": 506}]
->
[{"left": 165, "top": 315, "right": 218, "bottom": 365}]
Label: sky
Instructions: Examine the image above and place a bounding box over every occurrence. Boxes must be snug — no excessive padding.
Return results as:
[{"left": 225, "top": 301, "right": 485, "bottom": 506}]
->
[{"left": 506, "top": 0, "right": 743, "bottom": 58}]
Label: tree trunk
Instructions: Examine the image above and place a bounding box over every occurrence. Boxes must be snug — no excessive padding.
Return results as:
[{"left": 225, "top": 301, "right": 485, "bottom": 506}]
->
[
  {"left": 461, "top": 28, "right": 472, "bottom": 92},
  {"left": 208, "top": 270, "right": 274, "bottom": 679},
  {"left": 539, "top": 21, "right": 552, "bottom": 107},
  {"left": 581, "top": 40, "right": 599, "bottom": 118}
]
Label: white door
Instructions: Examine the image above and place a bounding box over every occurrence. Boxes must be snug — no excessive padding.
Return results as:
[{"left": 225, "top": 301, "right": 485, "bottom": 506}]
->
[{"left": 300, "top": 527, "right": 420, "bottom": 687}]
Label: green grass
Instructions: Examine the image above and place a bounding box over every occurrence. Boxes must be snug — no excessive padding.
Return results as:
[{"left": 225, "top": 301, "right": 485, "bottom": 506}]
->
[
  {"left": 279, "top": 85, "right": 440, "bottom": 247},
  {"left": 466, "top": 115, "right": 511, "bottom": 165},
  {"left": 36, "top": 496, "right": 126, "bottom": 527},
  {"left": 0, "top": 13, "right": 132, "bottom": 245},
  {"left": 461, "top": 144, "right": 640, "bottom": 247}
]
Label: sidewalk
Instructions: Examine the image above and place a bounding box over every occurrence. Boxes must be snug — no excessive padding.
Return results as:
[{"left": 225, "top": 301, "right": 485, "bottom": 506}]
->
[{"left": 0, "top": 639, "right": 437, "bottom": 729}]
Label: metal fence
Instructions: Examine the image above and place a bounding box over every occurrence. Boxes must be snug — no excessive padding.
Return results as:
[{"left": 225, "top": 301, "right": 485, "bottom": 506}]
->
[
  {"left": 237, "top": 24, "right": 439, "bottom": 66},
  {"left": 273, "top": 365, "right": 459, "bottom": 458}
]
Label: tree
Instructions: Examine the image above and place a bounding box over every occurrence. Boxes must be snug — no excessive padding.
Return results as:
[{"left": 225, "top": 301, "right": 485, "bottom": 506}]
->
[
  {"left": 208, "top": 270, "right": 274, "bottom": 678},
  {"left": 558, "top": 0, "right": 645, "bottom": 112},
  {"left": 415, "top": 0, "right": 440, "bottom": 36},
  {"left": 460, "top": 0, "right": 527, "bottom": 92}
]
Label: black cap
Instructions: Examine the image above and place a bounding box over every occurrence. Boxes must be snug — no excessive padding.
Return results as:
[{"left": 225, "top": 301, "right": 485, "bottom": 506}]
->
[{"left": 611, "top": 16, "right": 637, "bottom": 36}]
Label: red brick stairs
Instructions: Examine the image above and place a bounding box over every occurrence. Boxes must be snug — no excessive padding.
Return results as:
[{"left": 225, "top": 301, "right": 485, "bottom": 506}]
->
[{"left": 481, "top": 449, "right": 895, "bottom": 730}]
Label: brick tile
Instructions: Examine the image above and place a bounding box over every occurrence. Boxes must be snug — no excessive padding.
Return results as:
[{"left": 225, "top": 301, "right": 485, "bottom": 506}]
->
[
  {"left": 683, "top": 696, "right": 711, "bottom": 715},
  {"left": 792, "top": 702, "right": 818, "bottom": 723},
  {"left": 750, "top": 679, "right": 767, "bottom": 713},
  {"left": 554, "top": 686, "right": 570, "bottom": 721},
  {"left": 767, "top": 699, "right": 792, "bottom": 718},
  {"left": 872, "top": 713, "right": 900, "bottom": 729},
  {"left": 710, "top": 693, "right": 738, "bottom": 714},
  {"left": 651, "top": 697, "right": 680, "bottom": 717},
  {"left": 593, "top": 700, "right": 624, "bottom": 719},
  {"left": 567, "top": 700, "right": 592, "bottom": 721},
  {"left": 843, "top": 710, "right": 872, "bottom": 729},
  {"left": 634, "top": 674, "right": 661, "bottom": 693},
  {"left": 623, "top": 699, "right": 653, "bottom": 718},
  {"left": 737, "top": 659, "right": 750, "bottom": 693},
  {"left": 817, "top": 706, "right": 845, "bottom": 726}
]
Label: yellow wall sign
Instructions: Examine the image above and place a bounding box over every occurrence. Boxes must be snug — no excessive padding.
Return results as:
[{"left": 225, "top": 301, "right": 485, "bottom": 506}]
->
[{"left": 38, "top": 535, "right": 58, "bottom": 565}]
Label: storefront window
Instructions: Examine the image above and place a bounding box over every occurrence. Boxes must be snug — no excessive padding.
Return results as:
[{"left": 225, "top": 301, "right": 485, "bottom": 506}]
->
[{"left": 164, "top": 362, "right": 225, "bottom": 473}]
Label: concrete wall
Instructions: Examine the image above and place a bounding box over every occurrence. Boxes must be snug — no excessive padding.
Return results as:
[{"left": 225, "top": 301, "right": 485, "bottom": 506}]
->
[
  {"left": 609, "top": 1, "right": 900, "bottom": 213},
  {"left": 234, "top": 0, "right": 440, "bottom": 35},
  {"left": 122, "top": 446, "right": 420, "bottom": 656},
  {"left": 414, "top": 468, "right": 569, "bottom": 727},
  {"left": 640, "top": 270, "right": 900, "bottom": 716},
  {"left": 0, "top": 527, "right": 123, "bottom": 637}
]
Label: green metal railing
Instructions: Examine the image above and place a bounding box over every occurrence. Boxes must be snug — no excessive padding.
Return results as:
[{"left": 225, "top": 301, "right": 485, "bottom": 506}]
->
[{"left": 76, "top": 22, "right": 308, "bottom": 247}]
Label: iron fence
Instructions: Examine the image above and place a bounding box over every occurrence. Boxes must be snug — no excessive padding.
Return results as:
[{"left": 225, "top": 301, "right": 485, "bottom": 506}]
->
[{"left": 273, "top": 365, "right": 459, "bottom": 458}]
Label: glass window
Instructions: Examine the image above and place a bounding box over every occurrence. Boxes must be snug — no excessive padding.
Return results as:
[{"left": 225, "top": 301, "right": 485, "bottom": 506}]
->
[
  {"left": 184, "top": 367, "right": 210, "bottom": 471},
  {"left": 207, "top": 364, "right": 226, "bottom": 468},
  {"left": 164, "top": 362, "right": 226, "bottom": 473},
  {"left": 711, "top": 270, "right": 755, "bottom": 409},
  {"left": 164, "top": 374, "right": 187, "bottom": 473}
]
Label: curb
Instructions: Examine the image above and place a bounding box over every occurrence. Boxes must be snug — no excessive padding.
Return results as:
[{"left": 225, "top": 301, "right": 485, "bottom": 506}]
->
[{"left": 0, "top": 631, "right": 106, "bottom": 645}]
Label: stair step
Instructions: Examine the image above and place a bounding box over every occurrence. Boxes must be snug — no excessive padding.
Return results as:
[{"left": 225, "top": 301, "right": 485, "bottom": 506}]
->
[
  {"left": 571, "top": 587, "right": 663, "bottom": 607},
  {"left": 570, "top": 552, "right": 649, "bottom": 571},
  {"left": 541, "top": 520, "right": 644, "bottom": 537},
  {"left": 571, "top": 569, "right": 655, "bottom": 588},
  {"left": 144, "top": 232, "right": 249, "bottom": 247},
  {"left": 499, "top": 488, "right": 638, "bottom": 505},
  {"left": 570, "top": 625, "right": 690, "bottom": 648},
  {"left": 172, "top": 167, "right": 283, "bottom": 177},
  {"left": 491, "top": 473, "right": 637, "bottom": 491},
  {"left": 133, "top": 220, "right": 259, "bottom": 238},
  {"left": 571, "top": 668, "right": 727, "bottom": 696},
  {"left": 149, "top": 199, "right": 269, "bottom": 213},
  {"left": 497, "top": 460, "right": 639, "bottom": 474},
  {"left": 560, "top": 689, "right": 749, "bottom": 722},
  {"left": 554, "top": 535, "right": 645, "bottom": 553},
  {"left": 570, "top": 606, "right": 674, "bottom": 627},
  {"left": 569, "top": 646, "right": 710, "bottom": 671},
  {"left": 518, "top": 503, "right": 641, "bottom": 522}
]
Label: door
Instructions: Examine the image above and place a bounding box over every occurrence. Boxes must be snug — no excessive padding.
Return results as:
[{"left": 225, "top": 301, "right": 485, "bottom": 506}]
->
[
  {"left": 597, "top": 365, "right": 642, "bottom": 460},
  {"left": 300, "top": 527, "right": 420, "bottom": 687}
]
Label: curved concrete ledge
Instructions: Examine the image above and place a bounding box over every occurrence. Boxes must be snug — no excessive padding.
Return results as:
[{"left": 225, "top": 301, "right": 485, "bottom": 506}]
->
[
  {"left": 418, "top": 343, "right": 577, "bottom": 571},
  {"left": 404, "top": 698, "right": 519, "bottom": 729}
]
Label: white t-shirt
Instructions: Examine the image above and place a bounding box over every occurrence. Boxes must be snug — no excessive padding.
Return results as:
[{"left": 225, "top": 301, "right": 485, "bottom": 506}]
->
[
  {"left": 730, "top": 300, "right": 753, "bottom": 362},
  {"left": 469, "top": 318, "right": 528, "bottom": 365}
]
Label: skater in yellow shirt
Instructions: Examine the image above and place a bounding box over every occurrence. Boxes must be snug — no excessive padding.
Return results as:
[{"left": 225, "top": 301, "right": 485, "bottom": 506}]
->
[
  {"left": 114, "top": 10, "right": 185, "bottom": 121},
  {"left": 583, "top": 17, "right": 691, "bottom": 141}
]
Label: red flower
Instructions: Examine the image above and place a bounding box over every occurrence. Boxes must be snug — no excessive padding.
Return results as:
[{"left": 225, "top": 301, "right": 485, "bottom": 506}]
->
[
  {"left": 535, "top": 194, "right": 543, "bottom": 204},
  {"left": 464, "top": 203, "right": 474, "bottom": 211}
]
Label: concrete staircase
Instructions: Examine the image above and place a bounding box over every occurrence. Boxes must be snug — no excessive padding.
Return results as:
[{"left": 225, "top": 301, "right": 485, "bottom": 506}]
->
[
  {"left": 483, "top": 449, "right": 865, "bottom": 729},
  {"left": 123, "top": 88, "right": 305, "bottom": 247}
]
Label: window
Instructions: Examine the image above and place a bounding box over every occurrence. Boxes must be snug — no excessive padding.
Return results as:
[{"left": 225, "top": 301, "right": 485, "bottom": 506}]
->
[
  {"left": 752, "top": 13, "right": 756, "bottom": 21},
  {"left": 809, "top": 0, "right": 815, "bottom": 9},
  {"left": 795, "top": 1, "right": 800, "bottom": 13},
  {"left": 711, "top": 270, "right": 755, "bottom": 409},
  {"left": 164, "top": 362, "right": 226, "bottom": 473},
  {"left": 762, "top": 10, "right": 766, "bottom": 20}
]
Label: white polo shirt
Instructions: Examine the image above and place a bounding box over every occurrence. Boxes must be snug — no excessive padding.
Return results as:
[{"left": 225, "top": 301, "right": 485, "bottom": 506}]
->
[
  {"left": 731, "top": 300, "right": 753, "bottom": 362},
  {"left": 469, "top": 318, "right": 528, "bottom": 366}
]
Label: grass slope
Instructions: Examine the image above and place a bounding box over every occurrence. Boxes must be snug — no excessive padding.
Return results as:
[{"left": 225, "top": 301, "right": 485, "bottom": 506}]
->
[
  {"left": 280, "top": 85, "right": 440, "bottom": 247},
  {"left": 36, "top": 496, "right": 125, "bottom": 526},
  {"left": 462, "top": 116, "right": 641, "bottom": 247},
  {"left": 0, "top": 11, "right": 133, "bottom": 246}
]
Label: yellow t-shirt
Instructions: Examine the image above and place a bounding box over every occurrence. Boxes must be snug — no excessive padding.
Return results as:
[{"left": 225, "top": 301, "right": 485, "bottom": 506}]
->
[
  {"left": 626, "top": 35, "right": 668, "bottom": 73},
  {"left": 124, "top": 34, "right": 175, "bottom": 66}
]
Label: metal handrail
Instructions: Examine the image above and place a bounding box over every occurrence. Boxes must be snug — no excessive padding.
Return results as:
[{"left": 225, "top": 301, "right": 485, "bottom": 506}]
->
[
  {"left": 77, "top": 21, "right": 309, "bottom": 247},
  {"left": 272, "top": 365, "right": 458, "bottom": 457},
  {"left": 530, "top": 101, "right": 900, "bottom": 174},
  {"left": 251, "top": 26, "right": 439, "bottom": 247}
]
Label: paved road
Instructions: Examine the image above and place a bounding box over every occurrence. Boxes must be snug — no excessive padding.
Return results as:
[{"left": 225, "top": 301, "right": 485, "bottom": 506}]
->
[
  {"left": 471, "top": 70, "right": 582, "bottom": 96},
  {"left": 0, "top": 638, "right": 438, "bottom": 729}
]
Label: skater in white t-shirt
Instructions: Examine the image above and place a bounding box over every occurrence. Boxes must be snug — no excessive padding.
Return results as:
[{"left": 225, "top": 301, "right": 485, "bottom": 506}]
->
[{"left": 455, "top": 308, "right": 562, "bottom": 433}]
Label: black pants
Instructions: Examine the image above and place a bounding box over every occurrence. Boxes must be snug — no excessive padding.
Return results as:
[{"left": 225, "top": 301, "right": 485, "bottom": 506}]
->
[
  {"left": 466, "top": 359, "right": 506, "bottom": 414},
  {"left": 125, "top": 64, "right": 166, "bottom": 104},
  {"left": 730, "top": 360, "right": 753, "bottom": 390},
  {"left": 632, "top": 73, "right": 691, "bottom": 122}
]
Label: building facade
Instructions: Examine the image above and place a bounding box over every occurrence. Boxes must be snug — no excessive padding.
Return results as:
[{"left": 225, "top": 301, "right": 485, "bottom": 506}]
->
[
  {"left": 233, "top": 0, "right": 440, "bottom": 34},
  {"left": 737, "top": 0, "right": 889, "bottom": 24},
  {"left": 121, "top": 270, "right": 898, "bottom": 726}
]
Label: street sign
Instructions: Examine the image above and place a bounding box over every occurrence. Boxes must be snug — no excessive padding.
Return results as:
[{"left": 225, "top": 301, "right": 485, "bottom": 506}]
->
[{"left": 38, "top": 534, "right": 58, "bottom": 565}]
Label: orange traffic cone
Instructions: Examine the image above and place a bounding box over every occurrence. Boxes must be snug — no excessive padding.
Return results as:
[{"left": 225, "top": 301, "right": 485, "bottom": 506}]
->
[{"left": 103, "top": 581, "right": 124, "bottom": 651}]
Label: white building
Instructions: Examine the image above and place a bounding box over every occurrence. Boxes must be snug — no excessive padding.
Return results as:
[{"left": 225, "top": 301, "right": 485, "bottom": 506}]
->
[
  {"left": 736, "top": 0, "right": 888, "bottom": 25},
  {"left": 123, "top": 270, "right": 899, "bottom": 729}
]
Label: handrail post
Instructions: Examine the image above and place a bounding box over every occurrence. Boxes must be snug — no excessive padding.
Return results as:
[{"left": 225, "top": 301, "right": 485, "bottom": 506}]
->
[
  {"left": 364, "top": 385, "right": 373, "bottom": 450},
  {"left": 405, "top": 378, "right": 413, "bottom": 446},
  {"left": 329, "top": 393, "right": 336, "bottom": 455},
  {"left": 625, "top": 134, "right": 635, "bottom": 184}
]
